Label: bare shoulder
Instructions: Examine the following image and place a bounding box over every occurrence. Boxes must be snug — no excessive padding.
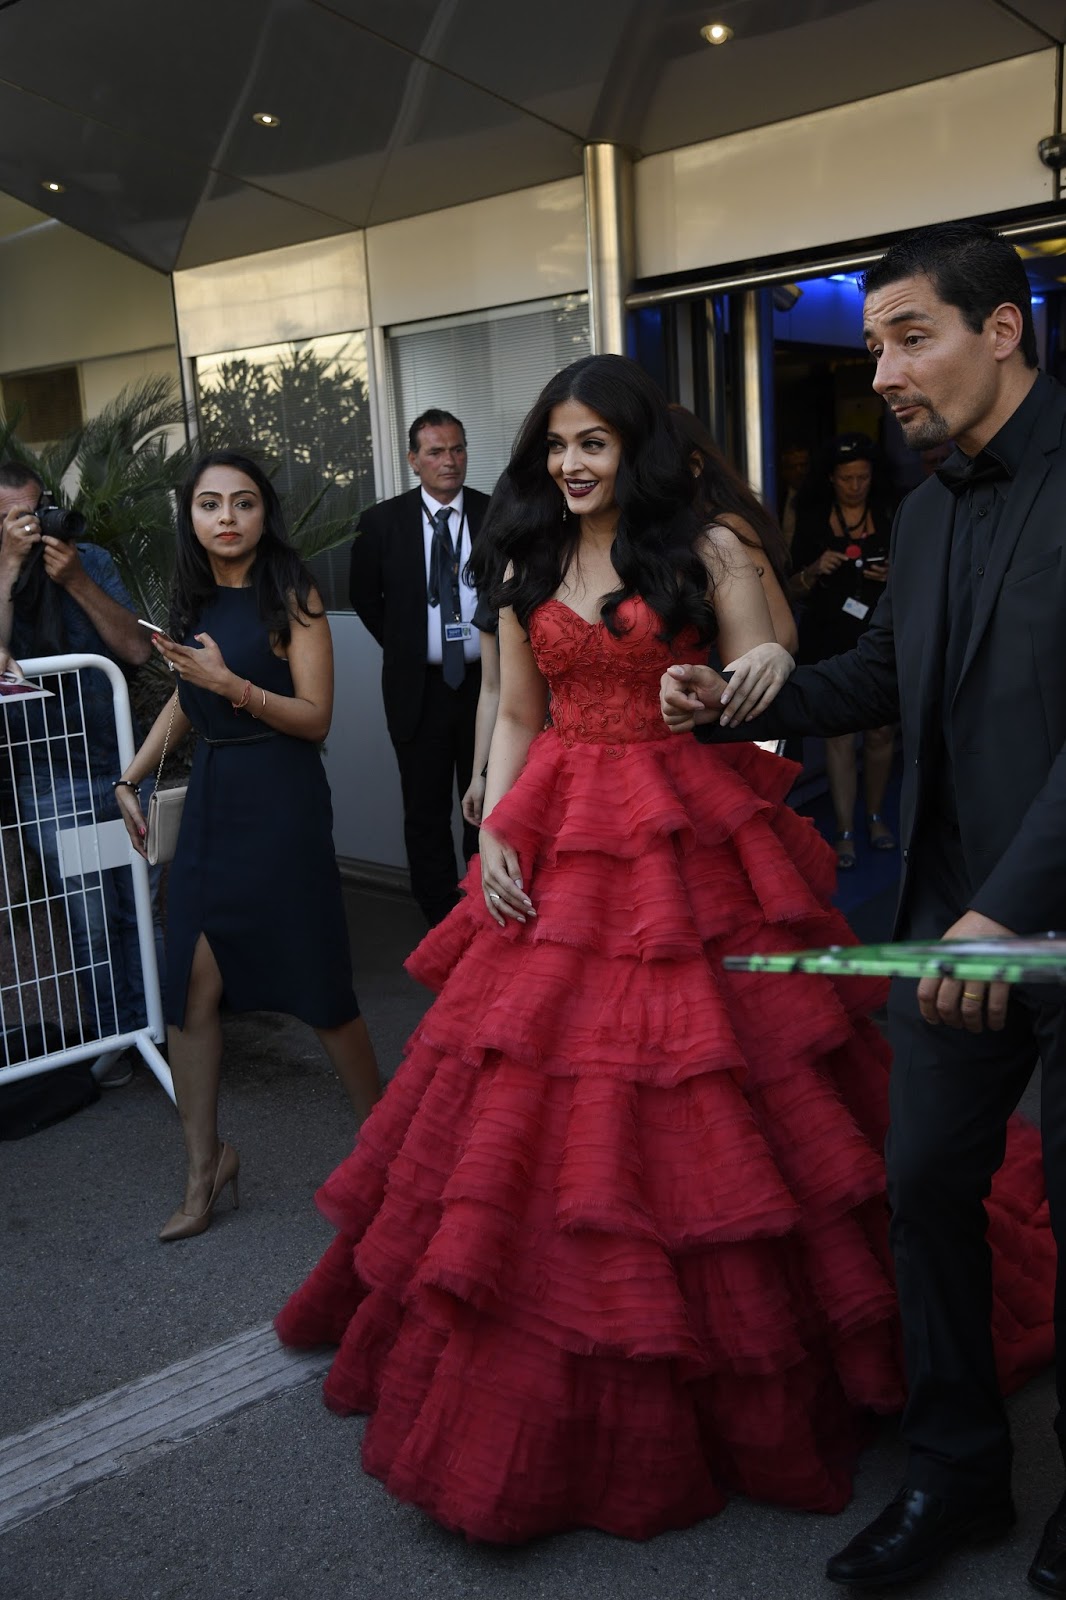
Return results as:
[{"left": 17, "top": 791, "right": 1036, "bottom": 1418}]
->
[
  {"left": 287, "top": 586, "right": 332, "bottom": 642},
  {"left": 498, "top": 602, "right": 530, "bottom": 646},
  {"left": 697, "top": 521, "right": 759, "bottom": 581},
  {"left": 714, "top": 510, "right": 764, "bottom": 551}
]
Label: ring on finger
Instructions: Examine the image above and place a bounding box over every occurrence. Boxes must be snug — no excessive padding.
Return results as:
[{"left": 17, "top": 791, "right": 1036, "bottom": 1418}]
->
[
  {"left": 488, "top": 891, "right": 501, "bottom": 901},
  {"left": 962, "top": 988, "right": 982, "bottom": 1001}
]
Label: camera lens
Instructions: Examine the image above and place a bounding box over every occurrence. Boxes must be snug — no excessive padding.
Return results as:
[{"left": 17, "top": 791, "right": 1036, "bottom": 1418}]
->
[{"left": 36, "top": 496, "right": 86, "bottom": 541}]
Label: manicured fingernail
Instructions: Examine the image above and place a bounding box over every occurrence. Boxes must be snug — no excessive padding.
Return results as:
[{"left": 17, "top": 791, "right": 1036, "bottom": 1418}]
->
[{"left": 138, "top": 826, "right": 146, "bottom": 837}]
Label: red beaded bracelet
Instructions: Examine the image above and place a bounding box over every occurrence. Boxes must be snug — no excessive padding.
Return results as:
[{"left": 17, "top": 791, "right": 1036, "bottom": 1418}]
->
[{"left": 231, "top": 679, "right": 252, "bottom": 712}]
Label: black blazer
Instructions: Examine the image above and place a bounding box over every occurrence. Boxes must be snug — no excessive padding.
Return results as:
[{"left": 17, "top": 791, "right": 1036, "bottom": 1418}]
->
[
  {"left": 702, "top": 375, "right": 1066, "bottom": 935},
  {"left": 349, "top": 484, "right": 490, "bottom": 743}
]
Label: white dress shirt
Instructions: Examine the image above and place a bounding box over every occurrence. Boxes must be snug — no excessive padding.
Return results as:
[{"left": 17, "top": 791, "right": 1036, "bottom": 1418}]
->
[{"left": 421, "top": 488, "right": 480, "bottom": 664}]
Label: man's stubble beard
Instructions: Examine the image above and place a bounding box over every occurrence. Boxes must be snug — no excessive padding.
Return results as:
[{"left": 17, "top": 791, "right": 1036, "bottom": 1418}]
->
[{"left": 896, "top": 401, "right": 952, "bottom": 451}]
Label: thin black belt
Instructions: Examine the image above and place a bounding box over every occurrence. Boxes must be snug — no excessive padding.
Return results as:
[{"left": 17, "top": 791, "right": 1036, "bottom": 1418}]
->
[{"left": 202, "top": 731, "right": 279, "bottom": 746}]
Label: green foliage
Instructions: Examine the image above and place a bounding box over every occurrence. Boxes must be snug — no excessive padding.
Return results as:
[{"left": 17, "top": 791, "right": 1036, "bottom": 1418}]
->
[
  {"left": 0, "top": 360, "right": 374, "bottom": 621},
  {"left": 0, "top": 377, "right": 190, "bottom": 624},
  {"left": 196, "top": 338, "right": 375, "bottom": 495},
  {"left": 192, "top": 338, "right": 376, "bottom": 605},
  {"left": 196, "top": 336, "right": 371, "bottom": 480}
]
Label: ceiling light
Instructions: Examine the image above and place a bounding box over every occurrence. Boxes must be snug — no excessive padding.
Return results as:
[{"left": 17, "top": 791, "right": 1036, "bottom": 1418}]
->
[
  {"left": 252, "top": 111, "right": 281, "bottom": 128},
  {"left": 700, "top": 22, "right": 734, "bottom": 45},
  {"left": 41, "top": 180, "right": 65, "bottom": 194}
]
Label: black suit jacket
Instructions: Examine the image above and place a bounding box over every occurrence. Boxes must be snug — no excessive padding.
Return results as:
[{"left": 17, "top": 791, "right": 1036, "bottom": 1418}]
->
[
  {"left": 349, "top": 484, "right": 490, "bottom": 744},
  {"left": 702, "top": 375, "right": 1066, "bottom": 935}
]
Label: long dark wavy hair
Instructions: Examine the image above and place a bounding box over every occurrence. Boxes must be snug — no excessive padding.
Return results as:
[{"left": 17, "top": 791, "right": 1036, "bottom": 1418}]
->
[
  {"left": 469, "top": 355, "right": 716, "bottom": 645},
  {"left": 169, "top": 451, "right": 321, "bottom": 645},
  {"left": 668, "top": 406, "right": 791, "bottom": 589}
]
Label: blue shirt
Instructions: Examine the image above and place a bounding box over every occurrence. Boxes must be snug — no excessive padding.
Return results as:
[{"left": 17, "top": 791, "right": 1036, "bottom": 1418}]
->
[{"left": 8, "top": 543, "right": 139, "bottom": 776}]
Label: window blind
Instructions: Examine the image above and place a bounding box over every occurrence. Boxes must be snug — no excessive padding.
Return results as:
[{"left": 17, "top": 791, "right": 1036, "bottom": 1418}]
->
[{"left": 386, "top": 295, "right": 590, "bottom": 498}]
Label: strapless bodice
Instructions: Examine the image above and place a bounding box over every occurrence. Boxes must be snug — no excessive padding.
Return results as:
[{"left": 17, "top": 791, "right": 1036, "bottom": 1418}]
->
[{"left": 528, "top": 595, "right": 706, "bottom": 752}]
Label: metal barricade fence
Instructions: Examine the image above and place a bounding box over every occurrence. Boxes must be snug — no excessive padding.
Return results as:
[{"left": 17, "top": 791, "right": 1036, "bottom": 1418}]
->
[{"left": 0, "top": 653, "right": 173, "bottom": 1101}]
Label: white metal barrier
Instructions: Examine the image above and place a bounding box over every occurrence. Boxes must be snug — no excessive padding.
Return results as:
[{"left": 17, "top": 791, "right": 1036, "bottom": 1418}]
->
[{"left": 0, "top": 653, "right": 173, "bottom": 1101}]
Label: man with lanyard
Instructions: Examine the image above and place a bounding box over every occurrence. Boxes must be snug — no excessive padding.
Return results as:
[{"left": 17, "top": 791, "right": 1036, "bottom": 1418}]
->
[{"left": 350, "top": 410, "right": 490, "bottom": 925}]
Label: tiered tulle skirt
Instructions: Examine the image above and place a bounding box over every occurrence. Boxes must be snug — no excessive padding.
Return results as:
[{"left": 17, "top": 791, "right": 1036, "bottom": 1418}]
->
[{"left": 276, "top": 733, "right": 1054, "bottom": 1542}]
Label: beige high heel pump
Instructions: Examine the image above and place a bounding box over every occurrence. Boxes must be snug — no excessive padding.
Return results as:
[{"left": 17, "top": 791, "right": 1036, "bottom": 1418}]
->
[{"left": 158, "top": 1142, "right": 240, "bottom": 1243}]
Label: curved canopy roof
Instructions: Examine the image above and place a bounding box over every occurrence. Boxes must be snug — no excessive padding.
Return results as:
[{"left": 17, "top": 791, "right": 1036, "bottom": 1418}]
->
[{"left": 0, "top": 0, "right": 1061, "bottom": 271}]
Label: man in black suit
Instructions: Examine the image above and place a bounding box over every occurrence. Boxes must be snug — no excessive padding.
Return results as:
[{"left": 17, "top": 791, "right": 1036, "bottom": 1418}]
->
[
  {"left": 350, "top": 409, "right": 490, "bottom": 925},
  {"left": 662, "top": 222, "right": 1066, "bottom": 1594}
]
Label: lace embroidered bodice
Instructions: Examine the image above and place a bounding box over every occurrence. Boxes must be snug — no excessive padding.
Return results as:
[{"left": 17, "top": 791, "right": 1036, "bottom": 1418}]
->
[{"left": 528, "top": 595, "right": 707, "bottom": 752}]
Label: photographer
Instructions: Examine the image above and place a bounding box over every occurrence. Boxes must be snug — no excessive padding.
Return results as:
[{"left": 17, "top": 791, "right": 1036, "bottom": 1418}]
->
[
  {"left": 0, "top": 463, "right": 159, "bottom": 1085},
  {"left": 789, "top": 433, "right": 897, "bottom": 869}
]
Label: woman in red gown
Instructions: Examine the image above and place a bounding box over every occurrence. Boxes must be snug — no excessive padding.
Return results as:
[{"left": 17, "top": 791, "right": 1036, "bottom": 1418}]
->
[{"left": 276, "top": 356, "right": 1053, "bottom": 1543}]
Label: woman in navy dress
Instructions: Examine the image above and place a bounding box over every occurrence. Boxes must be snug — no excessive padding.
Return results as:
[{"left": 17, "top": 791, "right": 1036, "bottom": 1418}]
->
[{"left": 116, "top": 451, "right": 380, "bottom": 1240}]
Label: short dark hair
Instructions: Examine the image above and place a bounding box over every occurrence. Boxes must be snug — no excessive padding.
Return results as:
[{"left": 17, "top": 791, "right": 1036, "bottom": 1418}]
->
[
  {"left": 0, "top": 461, "right": 44, "bottom": 495},
  {"left": 863, "top": 221, "right": 1038, "bottom": 368},
  {"left": 408, "top": 409, "right": 466, "bottom": 453}
]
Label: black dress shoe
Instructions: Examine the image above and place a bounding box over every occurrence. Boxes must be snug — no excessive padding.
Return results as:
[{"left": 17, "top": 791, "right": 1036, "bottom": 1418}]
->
[
  {"left": 826, "top": 1485, "right": 1016, "bottom": 1587},
  {"left": 1030, "top": 1492, "right": 1066, "bottom": 1595}
]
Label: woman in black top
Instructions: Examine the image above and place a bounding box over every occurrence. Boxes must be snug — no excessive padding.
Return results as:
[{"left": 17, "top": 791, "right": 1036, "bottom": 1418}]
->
[{"left": 790, "top": 434, "right": 895, "bottom": 869}]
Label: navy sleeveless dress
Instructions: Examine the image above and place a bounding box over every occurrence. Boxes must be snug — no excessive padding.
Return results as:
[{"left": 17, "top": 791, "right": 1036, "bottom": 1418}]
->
[{"left": 164, "top": 586, "right": 359, "bottom": 1030}]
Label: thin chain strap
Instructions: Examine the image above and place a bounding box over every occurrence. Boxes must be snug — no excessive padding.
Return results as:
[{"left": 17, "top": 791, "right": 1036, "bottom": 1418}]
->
[{"left": 155, "top": 692, "right": 179, "bottom": 788}]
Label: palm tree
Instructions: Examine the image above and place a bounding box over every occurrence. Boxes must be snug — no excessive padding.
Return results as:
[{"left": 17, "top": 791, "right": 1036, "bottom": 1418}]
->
[
  {"left": 0, "top": 372, "right": 369, "bottom": 622},
  {"left": 1, "top": 371, "right": 371, "bottom": 744}
]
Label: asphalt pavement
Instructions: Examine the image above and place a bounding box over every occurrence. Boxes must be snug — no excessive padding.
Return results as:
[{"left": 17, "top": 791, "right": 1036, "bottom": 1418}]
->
[{"left": 2, "top": 878, "right": 1058, "bottom": 1600}]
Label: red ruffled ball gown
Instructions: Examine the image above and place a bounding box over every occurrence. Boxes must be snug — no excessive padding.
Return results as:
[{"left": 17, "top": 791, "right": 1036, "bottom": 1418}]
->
[{"left": 276, "top": 595, "right": 1054, "bottom": 1543}]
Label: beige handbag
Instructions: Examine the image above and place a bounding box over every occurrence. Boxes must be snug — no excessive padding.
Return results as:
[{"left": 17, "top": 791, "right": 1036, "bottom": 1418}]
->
[{"left": 145, "top": 694, "right": 188, "bottom": 866}]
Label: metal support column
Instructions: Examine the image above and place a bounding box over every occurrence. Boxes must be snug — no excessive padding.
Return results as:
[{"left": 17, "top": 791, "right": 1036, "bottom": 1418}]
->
[
  {"left": 702, "top": 297, "right": 725, "bottom": 444},
  {"left": 738, "top": 289, "right": 777, "bottom": 507},
  {"left": 583, "top": 143, "right": 635, "bottom": 356}
]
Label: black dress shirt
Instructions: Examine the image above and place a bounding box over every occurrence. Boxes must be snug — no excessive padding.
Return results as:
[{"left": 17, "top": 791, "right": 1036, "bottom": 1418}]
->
[{"left": 933, "top": 373, "right": 1053, "bottom": 827}]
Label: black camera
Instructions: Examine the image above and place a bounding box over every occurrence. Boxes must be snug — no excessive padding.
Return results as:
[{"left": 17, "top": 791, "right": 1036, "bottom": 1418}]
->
[{"left": 36, "top": 492, "right": 86, "bottom": 541}]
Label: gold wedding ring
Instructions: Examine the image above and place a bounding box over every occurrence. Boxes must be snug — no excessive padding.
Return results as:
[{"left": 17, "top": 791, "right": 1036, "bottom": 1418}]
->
[{"left": 962, "top": 989, "right": 983, "bottom": 1001}]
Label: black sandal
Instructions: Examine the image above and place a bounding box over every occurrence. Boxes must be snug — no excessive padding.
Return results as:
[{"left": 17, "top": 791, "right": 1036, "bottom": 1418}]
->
[
  {"left": 867, "top": 812, "right": 897, "bottom": 852},
  {"left": 836, "top": 830, "right": 857, "bottom": 870}
]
